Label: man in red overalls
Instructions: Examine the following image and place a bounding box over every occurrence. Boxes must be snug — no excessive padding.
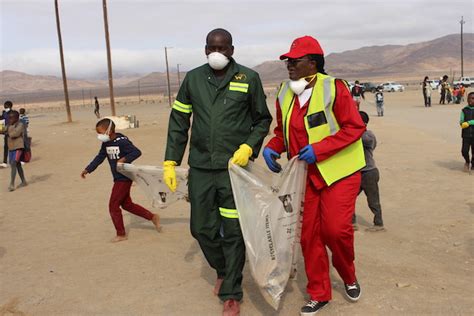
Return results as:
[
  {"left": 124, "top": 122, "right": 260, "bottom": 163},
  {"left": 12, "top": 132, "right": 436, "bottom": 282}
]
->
[{"left": 262, "top": 36, "right": 366, "bottom": 316}]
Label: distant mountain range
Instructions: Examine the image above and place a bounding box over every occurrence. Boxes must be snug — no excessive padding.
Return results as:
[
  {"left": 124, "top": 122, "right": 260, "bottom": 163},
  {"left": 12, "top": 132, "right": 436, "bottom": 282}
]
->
[
  {"left": 1, "top": 33, "right": 472, "bottom": 93},
  {"left": 255, "top": 33, "right": 474, "bottom": 84}
]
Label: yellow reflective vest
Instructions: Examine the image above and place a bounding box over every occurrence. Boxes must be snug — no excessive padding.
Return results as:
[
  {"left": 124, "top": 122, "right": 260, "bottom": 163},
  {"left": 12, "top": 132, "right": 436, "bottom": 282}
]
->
[{"left": 278, "top": 73, "right": 365, "bottom": 186}]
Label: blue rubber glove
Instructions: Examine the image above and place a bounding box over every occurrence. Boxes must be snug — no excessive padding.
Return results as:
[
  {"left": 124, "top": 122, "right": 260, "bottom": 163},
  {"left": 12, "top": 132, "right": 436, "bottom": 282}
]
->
[
  {"left": 263, "top": 147, "right": 282, "bottom": 173},
  {"left": 298, "top": 144, "right": 317, "bottom": 164}
]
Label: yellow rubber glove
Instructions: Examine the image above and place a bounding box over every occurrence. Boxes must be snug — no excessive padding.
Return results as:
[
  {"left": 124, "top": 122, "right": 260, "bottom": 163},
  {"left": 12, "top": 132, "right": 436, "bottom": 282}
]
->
[
  {"left": 461, "top": 122, "right": 469, "bottom": 129},
  {"left": 163, "top": 160, "right": 177, "bottom": 192},
  {"left": 231, "top": 144, "right": 253, "bottom": 167}
]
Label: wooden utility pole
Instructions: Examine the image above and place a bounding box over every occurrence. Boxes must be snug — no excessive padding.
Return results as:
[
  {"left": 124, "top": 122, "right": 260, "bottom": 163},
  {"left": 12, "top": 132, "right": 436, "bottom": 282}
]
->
[
  {"left": 102, "top": 0, "right": 116, "bottom": 116},
  {"left": 165, "top": 47, "right": 172, "bottom": 107},
  {"left": 54, "top": 0, "right": 72, "bottom": 122},
  {"left": 138, "top": 79, "right": 141, "bottom": 103},
  {"left": 460, "top": 16, "right": 465, "bottom": 77},
  {"left": 177, "top": 63, "right": 181, "bottom": 87}
]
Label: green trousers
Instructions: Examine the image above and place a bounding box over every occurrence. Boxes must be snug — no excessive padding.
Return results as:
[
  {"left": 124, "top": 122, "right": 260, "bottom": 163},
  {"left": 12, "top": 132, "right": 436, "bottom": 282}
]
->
[{"left": 188, "top": 167, "right": 245, "bottom": 301}]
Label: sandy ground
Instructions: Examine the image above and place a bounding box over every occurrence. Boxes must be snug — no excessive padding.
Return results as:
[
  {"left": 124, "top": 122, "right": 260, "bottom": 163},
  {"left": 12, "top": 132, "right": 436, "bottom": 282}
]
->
[{"left": 0, "top": 88, "right": 473, "bottom": 316}]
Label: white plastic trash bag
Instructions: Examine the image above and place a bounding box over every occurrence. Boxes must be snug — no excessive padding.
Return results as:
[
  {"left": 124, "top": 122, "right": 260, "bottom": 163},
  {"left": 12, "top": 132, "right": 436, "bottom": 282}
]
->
[
  {"left": 229, "top": 157, "right": 307, "bottom": 309},
  {"left": 117, "top": 163, "right": 188, "bottom": 208}
]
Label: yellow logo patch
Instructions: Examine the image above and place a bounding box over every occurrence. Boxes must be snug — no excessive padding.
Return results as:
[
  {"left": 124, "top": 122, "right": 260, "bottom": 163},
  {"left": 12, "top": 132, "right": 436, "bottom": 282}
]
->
[{"left": 234, "top": 73, "right": 247, "bottom": 81}]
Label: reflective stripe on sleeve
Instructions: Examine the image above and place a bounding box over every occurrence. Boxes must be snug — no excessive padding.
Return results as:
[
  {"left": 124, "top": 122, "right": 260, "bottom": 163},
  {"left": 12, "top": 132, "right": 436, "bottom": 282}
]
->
[{"left": 172, "top": 100, "right": 192, "bottom": 113}]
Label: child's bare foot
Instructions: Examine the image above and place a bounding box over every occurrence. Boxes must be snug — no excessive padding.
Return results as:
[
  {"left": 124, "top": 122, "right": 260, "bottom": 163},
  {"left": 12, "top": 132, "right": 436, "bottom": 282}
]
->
[
  {"left": 152, "top": 214, "right": 162, "bottom": 232},
  {"left": 110, "top": 235, "right": 128, "bottom": 243}
]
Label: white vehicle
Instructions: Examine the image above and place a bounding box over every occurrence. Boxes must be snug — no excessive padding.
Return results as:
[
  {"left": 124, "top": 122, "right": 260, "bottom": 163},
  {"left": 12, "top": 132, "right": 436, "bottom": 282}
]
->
[
  {"left": 453, "top": 76, "right": 473, "bottom": 87},
  {"left": 379, "top": 82, "right": 405, "bottom": 92},
  {"left": 426, "top": 80, "right": 440, "bottom": 90}
]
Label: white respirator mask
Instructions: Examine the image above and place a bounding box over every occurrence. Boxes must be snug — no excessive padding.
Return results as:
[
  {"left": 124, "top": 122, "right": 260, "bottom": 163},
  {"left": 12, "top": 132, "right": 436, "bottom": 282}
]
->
[
  {"left": 97, "top": 120, "right": 112, "bottom": 142},
  {"left": 289, "top": 74, "right": 317, "bottom": 95},
  {"left": 207, "top": 52, "right": 230, "bottom": 70}
]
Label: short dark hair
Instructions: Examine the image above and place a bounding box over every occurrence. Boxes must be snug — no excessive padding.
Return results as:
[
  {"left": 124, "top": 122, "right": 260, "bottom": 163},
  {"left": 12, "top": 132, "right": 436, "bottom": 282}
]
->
[
  {"left": 206, "top": 28, "right": 233, "bottom": 45},
  {"left": 468, "top": 91, "right": 474, "bottom": 98},
  {"left": 8, "top": 110, "right": 19, "bottom": 119},
  {"left": 308, "top": 54, "right": 326, "bottom": 74},
  {"left": 19, "top": 108, "right": 26, "bottom": 114},
  {"left": 96, "top": 118, "right": 115, "bottom": 131},
  {"left": 443, "top": 75, "right": 448, "bottom": 80},
  {"left": 4, "top": 100, "right": 13, "bottom": 108},
  {"left": 359, "top": 111, "right": 369, "bottom": 124}
]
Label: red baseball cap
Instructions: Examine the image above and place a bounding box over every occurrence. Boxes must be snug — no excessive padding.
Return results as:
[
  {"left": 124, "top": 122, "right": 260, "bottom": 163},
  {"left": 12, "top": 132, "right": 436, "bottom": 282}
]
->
[{"left": 280, "top": 36, "right": 324, "bottom": 60}]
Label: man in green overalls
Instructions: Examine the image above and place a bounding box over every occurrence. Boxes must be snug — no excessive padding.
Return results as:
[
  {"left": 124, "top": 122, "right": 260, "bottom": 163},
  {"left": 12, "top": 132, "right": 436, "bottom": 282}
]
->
[{"left": 163, "top": 28, "right": 272, "bottom": 316}]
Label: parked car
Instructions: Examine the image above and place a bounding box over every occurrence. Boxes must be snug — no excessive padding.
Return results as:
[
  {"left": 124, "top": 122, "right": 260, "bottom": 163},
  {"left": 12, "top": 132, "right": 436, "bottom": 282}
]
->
[
  {"left": 426, "top": 80, "right": 440, "bottom": 90},
  {"left": 379, "top": 82, "right": 405, "bottom": 92},
  {"left": 361, "top": 82, "right": 378, "bottom": 93},
  {"left": 453, "top": 76, "right": 473, "bottom": 87}
]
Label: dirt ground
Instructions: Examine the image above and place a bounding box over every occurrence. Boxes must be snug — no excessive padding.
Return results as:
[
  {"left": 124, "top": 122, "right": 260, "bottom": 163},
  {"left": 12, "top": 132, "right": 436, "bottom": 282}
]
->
[{"left": 0, "top": 88, "right": 473, "bottom": 316}]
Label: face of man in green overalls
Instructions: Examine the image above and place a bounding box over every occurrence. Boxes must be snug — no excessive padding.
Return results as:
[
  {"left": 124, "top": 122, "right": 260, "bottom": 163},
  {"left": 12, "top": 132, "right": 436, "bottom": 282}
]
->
[{"left": 205, "top": 29, "right": 234, "bottom": 72}]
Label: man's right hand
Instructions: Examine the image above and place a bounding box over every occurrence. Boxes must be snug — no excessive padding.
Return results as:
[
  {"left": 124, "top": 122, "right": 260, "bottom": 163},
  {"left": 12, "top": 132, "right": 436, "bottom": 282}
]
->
[
  {"left": 163, "top": 160, "right": 178, "bottom": 192},
  {"left": 263, "top": 147, "right": 282, "bottom": 173},
  {"left": 80, "top": 170, "right": 88, "bottom": 179}
]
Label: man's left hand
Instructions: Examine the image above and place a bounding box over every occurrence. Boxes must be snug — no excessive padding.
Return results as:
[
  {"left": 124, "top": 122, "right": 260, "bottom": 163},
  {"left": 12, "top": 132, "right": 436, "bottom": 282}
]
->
[
  {"left": 231, "top": 144, "right": 253, "bottom": 167},
  {"left": 298, "top": 144, "right": 317, "bottom": 164}
]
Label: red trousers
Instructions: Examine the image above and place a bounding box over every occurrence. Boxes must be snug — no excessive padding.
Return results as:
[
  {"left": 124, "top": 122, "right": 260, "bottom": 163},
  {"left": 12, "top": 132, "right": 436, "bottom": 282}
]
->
[
  {"left": 109, "top": 181, "right": 154, "bottom": 236},
  {"left": 301, "top": 172, "right": 361, "bottom": 301}
]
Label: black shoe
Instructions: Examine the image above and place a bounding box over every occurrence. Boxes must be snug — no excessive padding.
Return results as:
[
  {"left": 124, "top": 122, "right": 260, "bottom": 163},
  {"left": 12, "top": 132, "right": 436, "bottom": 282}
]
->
[
  {"left": 300, "top": 300, "right": 328, "bottom": 315},
  {"left": 344, "top": 281, "right": 361, "bottom": 302}
]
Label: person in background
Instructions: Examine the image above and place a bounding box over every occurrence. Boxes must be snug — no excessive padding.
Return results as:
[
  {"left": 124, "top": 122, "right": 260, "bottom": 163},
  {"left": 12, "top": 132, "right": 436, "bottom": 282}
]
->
[
  {"left": 460, "top": 92, "right": 474, "bottom": 173},
  {"left": 6, "top": 110, "right": 27, "bottom": 191},
  {"left": 352, "top": 111, "right": 385, "bottom": 232},
  {"left": 459, "top": 85, "right": 466, "bottom": 103},
  {"left": 94, "top": 96, "right": 101, "bottom": 119},
  {"left": 19, "top": 108, "right": 30, "bottom": 131},
  {"left": 439, "top": 75, "right": 448, "bottom": 104},
  {"left": 422, "top": 76, "right": 431, "bottom": 107},
  {"left": 351, "top": 80, "right": 365, "bottom": 110},
  {"left": 452, "top": 85, "right": 461, "bottom": 104},
  {"left": 375, "top": 87, "right": 385, "bottom": 116},
  {"left": 1, "top": 101, "right": 13, "bottom": 168}
]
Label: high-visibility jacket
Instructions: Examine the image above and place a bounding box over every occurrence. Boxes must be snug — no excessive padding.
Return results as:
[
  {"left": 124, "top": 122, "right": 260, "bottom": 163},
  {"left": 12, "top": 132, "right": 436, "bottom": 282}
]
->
[{"left": 277, "top": 73, "right": 365, "bottom": 186}]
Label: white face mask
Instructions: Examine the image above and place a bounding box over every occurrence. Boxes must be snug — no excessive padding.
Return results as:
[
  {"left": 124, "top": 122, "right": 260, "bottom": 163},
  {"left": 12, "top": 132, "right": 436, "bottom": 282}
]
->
[
  {"left": 289, "top": 74, "right": 317, "bottom": 95},
  {"left": 97, "top": 121, "right": 112, "bottom": 142},
  {"left": 207, "top": 52, "right": 230, "bottom": 70},
  {"left": 5, "top": 108, "right": 11, "bottom": 112},
  {"left": 97, "top": 134, "right": 110, "bottom": 142}
]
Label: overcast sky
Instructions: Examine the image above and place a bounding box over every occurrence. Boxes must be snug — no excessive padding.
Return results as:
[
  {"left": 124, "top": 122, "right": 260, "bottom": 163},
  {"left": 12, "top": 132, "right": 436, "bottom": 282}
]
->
[{"left": 1, "top": 0, "right": 473, "bottom": 79}]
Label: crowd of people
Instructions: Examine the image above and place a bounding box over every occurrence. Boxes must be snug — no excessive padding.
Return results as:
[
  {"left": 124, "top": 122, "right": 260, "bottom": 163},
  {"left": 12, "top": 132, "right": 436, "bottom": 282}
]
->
[
  {"left": 2, "top": 28, "right": 473, "bottom": 316},
  {"left": 429, "top": 74, "right": 467, "bottom": 105}
]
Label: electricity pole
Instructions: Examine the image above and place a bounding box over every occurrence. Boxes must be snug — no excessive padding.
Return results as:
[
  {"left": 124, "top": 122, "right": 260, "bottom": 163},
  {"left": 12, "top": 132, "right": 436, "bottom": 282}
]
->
[
  {"left": 177, "top": 63, "right": 181, "bottom": 87},
  {"left": 102, "top": 0, "right": 116, "bottom": 116},
  {"left": 138, "top": 79, "right": 141, "bottom": 103},
  {"left": 460, "top": 16, "right": 465, "bottom": 77},
  {"left": 165, "top": 47, "right": 172, "bottom": 108},
  {"left": 54, "top": 0, "right": 72, "bottom": 123}
]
